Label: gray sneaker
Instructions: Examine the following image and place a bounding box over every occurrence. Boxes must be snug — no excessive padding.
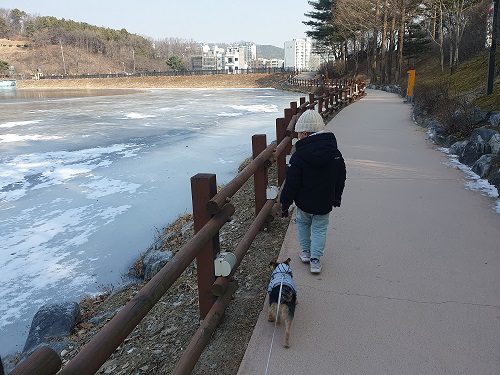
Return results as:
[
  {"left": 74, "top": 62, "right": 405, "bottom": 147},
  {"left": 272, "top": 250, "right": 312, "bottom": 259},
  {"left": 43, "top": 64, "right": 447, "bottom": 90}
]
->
[
  {"left": 299, "top": 251, "right": 311, "bottom": 263},
  {"left": 310, "top": 258, "right": 322, "bottom": 274}
]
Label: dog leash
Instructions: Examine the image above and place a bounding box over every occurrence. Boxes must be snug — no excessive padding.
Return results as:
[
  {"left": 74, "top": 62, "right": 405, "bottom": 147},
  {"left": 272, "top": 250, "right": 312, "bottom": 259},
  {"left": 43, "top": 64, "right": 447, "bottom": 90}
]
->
[{"left": 264, "top": 275, "right": 284, "bottom": 375}]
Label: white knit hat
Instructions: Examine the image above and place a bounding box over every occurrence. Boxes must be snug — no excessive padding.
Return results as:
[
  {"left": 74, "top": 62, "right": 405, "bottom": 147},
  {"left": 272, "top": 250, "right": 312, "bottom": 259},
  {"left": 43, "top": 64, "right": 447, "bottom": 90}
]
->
[{"left": 295, "top": 110, "right": 325, "bottom": 133}]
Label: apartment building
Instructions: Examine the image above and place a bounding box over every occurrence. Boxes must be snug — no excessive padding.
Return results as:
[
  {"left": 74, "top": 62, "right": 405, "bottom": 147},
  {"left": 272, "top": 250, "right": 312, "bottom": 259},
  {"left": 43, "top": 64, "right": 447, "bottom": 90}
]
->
[
  {"left": 191, "top": 44, "right": 225, "bottom": 71},
  {"left": 224, "top": 43, "right": 256, "bottom": 73},
  {"left": 249, "top": 57, "right": 284, "bottom": 70},
  {"left": 284, "top": 38, "right": 320, "bottom": 71},
  {"left": 191, "top": 43, "right": 257, "bottom": 73}
]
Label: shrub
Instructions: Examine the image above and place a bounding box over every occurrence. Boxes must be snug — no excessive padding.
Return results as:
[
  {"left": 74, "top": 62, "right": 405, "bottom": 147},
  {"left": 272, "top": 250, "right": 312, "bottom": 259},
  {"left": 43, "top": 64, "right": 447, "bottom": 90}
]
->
[
  {"left": 436, "top": 97, "right": 480, "bottom": 138},
  {"left": 414, "top": 81, "right": 450, "bottom": 116}
]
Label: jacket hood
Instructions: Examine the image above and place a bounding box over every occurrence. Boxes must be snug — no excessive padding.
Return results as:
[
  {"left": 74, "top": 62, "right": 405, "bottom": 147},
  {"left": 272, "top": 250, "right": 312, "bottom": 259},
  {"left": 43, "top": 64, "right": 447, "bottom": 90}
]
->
[{"left": 295, "top": 132, "right": 339, "bottom": 166}]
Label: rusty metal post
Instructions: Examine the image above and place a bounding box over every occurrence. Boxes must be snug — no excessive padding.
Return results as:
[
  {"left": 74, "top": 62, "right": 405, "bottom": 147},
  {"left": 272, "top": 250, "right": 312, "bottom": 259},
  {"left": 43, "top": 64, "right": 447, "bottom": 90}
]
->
[
  {"left": 9, "top": 347, "right": 61, "bottom": 375},
  {"left": 252, "top": 134, "right": 268, "bottom": 217},
  {"left": 276, "top": 117, "right": 287, "bottom": 187},
  {"left": 191, "top": 173, "right": 219, "bottom": 319}
]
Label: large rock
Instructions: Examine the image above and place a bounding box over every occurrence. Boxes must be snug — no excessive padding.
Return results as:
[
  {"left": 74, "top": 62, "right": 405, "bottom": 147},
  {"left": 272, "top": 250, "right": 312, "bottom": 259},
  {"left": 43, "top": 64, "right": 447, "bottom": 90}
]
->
[
  {"left": 488, "top": 171, "right": 500, "bottom": 193},
  {"left": 23, "top": 302, "right": 81, "bottom": 354},
  {"left": 449, "top": 140, "right": 469, "bottom": 156},
  {"left": 142, "top": 249, "right": 173, "bottom": 280},
  {"left": 489, "top": 112, "right": 500, "bottom": 128},
  {"left": 472, "top": 154, "right": 500, "bottom": 178},
  {"left": 459, "top": 128, "right": 500, "bottom": 166},
  {"left": 429, "top": 122, "right": 458, "bottom": 147}
]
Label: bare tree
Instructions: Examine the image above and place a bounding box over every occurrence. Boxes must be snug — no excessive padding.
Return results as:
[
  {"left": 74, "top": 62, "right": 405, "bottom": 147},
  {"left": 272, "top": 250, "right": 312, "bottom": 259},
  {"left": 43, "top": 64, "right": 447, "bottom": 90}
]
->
[{"left": 446, "top": 0, "right": 470, "bottom": 73}]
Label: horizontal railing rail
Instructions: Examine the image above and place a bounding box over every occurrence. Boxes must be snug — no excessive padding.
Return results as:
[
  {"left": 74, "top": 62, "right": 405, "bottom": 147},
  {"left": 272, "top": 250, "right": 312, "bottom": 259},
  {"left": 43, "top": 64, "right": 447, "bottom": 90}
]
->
[{"left": 10, "top": 86, "right": 364, "bottom": 375}]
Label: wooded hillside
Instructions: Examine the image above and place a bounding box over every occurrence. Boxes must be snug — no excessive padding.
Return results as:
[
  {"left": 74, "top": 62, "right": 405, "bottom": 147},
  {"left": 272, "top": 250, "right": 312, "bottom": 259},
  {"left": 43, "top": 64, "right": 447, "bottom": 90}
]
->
[
  {"left": 305, "top": 0, "right": 496, "bottom": 84},
  {"left": 0, "top": 8, "right": 284, "bottom": 77}
]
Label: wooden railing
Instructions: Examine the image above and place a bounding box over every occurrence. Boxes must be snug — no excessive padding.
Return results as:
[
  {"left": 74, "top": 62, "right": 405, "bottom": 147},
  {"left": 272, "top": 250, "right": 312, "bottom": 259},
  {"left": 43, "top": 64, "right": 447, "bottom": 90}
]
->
[{"left": 9, "top": 86, "right": 364, "bottom": 375}]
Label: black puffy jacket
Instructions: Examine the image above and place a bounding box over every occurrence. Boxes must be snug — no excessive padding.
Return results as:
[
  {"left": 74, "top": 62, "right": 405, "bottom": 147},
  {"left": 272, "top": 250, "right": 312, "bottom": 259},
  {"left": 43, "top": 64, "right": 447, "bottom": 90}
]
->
[{"left": 280, "top": 131, "right": 346, "bottom": 215}]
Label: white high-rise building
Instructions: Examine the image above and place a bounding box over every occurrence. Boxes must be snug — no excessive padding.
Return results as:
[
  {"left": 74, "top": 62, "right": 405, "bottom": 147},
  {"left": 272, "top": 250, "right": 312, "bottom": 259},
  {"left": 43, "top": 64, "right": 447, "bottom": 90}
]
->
[{"left": 284, "top": 38, "right": 320, "bottom": 71}]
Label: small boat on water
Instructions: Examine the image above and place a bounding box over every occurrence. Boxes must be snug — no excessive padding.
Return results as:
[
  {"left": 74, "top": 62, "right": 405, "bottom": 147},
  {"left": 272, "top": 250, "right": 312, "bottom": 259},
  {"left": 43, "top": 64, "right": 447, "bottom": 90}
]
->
[{"left": 0, "top": 79, "right": 16, "bottom": 88}]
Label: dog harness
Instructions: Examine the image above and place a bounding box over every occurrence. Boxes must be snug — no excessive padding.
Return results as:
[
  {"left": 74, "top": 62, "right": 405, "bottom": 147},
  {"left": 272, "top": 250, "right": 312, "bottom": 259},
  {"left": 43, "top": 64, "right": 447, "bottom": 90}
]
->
[{"left": 267, "top": 263, "right": 297, "bottom": 294}]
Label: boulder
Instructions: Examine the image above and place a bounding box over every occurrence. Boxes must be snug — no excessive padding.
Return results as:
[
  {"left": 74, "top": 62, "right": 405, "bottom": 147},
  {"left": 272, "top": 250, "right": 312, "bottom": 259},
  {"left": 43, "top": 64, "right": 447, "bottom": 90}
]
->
[
  {"left": 488, "top": 171, "right": 500, "bottom": 193},
  {"left": 490, "top": 112, "right": 500, "bottom": 128},
  {"left": 449, "top": 140, "right": 469, "bottom": 156},
  {"left": 429, "top": 123, "right": 458, "bottom": 147},
  {"left": 459, "top": 128, "right": 500, "bottom": 166},
  {"left": 23, "top": 302, "right": 81, "bottom": 354},
  {"left": 142, "top": 249, "right": 173, "bottom": 280},
  {"left": 472, "top": 154, "right": 500, "bottom": 178}
]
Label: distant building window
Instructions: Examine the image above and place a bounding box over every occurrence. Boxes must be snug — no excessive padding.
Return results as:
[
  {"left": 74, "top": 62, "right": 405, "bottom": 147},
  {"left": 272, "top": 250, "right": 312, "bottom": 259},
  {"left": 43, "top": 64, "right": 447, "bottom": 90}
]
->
[{"left": 235, "top": 58, "right": 238, "bottom": 61}]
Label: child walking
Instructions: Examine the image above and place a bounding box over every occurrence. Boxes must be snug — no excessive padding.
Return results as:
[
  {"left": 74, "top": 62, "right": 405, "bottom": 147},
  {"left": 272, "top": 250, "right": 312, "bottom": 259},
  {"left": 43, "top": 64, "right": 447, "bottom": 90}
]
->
[{"left": 280, "top": 110, "right": 346, "bottom": 273}]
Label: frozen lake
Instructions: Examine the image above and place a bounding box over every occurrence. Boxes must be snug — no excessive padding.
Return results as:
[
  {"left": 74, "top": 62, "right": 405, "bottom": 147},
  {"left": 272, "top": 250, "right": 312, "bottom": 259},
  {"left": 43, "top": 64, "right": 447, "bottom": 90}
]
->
[{"left": 0, "top": 87, "right": 302, "bottom": 356}]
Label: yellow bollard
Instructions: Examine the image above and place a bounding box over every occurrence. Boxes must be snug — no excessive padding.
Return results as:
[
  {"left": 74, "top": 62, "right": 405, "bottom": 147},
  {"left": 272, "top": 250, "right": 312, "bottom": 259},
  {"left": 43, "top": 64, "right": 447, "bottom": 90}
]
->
[{"left": 406, "top": 68, "right": 416, "bottom": 102}]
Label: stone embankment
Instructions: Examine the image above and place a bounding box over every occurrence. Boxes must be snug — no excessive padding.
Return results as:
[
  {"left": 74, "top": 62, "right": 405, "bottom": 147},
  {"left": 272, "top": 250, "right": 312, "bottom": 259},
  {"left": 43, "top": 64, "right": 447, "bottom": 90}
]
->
[{"left": 413, "top": 105, "right": 500, "bottom": 193}]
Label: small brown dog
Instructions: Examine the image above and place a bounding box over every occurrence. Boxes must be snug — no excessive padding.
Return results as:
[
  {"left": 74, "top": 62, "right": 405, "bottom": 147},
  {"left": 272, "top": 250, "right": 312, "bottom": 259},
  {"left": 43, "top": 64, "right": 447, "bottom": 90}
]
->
[{"left": 267, "top": 258, "right": 297, "bottom": 348}]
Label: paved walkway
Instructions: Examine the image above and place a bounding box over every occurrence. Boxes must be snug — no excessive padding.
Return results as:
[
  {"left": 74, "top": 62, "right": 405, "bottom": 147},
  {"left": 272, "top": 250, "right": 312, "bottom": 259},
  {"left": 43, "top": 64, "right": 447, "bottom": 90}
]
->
[{"left": 237, "top": 89, "right": 500, "bottom": 374}]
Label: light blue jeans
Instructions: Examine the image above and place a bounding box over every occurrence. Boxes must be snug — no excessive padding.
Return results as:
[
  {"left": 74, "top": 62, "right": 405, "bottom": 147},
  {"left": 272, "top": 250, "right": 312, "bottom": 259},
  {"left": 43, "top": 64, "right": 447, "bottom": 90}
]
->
[{"left": 295, "top": 207, "right": 330, "bottom": 260}]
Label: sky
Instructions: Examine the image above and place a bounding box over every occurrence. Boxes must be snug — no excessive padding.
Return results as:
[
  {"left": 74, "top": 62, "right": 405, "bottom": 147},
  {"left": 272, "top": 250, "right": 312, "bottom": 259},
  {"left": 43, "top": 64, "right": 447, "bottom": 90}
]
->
[{"left": 1, "top": 0, "right": 313, "bottom": 47}]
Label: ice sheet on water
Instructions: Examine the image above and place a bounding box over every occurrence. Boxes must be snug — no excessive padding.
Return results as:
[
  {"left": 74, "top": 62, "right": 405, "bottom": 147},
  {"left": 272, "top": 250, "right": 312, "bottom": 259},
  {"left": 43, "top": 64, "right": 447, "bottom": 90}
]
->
[
  {"left": 227, "top": 104, "right": 279, "bottom": 113},
  {"left": 0, "top": 134, "right": 62, "bottom": 143},
  {"left": 0, "top": 87, "right": 302, "bottom": 355},
  {"left": 123, "top": 112, "right": 156, "bottom": 119},
  {"left": 0, "top": 120, "right": 42, "bottom": 128},
  {"left": 0, "top": 201, "right": 130, "bottom": 328},
  {"left": 0, "top": 143, "right": 140, "bottom": 202}
]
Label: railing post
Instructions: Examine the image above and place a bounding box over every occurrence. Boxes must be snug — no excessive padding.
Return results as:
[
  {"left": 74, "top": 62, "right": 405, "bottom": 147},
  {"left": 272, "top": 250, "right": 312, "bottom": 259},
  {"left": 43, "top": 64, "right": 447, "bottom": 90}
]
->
[
  {"left": 284, "top": 108, "right": 294, "bottom": 155},
  {"left": 191, "top": 173, "right": 219, "bottom": 319},
  {"left": 252, "top": 135, "right": 268, "bottom": 219},
  {"left": 276, "top": 118, "right": 287, "bottom": 187},
  {"left": 318, "top": 96, "right": 324, "bottom": 113},
  {"left": 290, "top": 101, "right": 298, "bottom": 115},
  {"left": 308, "top": 93, "right": 315, "bottom": 109}
]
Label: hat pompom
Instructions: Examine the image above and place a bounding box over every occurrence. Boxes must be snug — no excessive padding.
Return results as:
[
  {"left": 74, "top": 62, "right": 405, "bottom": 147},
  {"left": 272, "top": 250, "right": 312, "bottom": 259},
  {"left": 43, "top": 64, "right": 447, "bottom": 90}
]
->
[{"left": 295, "top": 110, "right": 325, "bottom": 133}]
